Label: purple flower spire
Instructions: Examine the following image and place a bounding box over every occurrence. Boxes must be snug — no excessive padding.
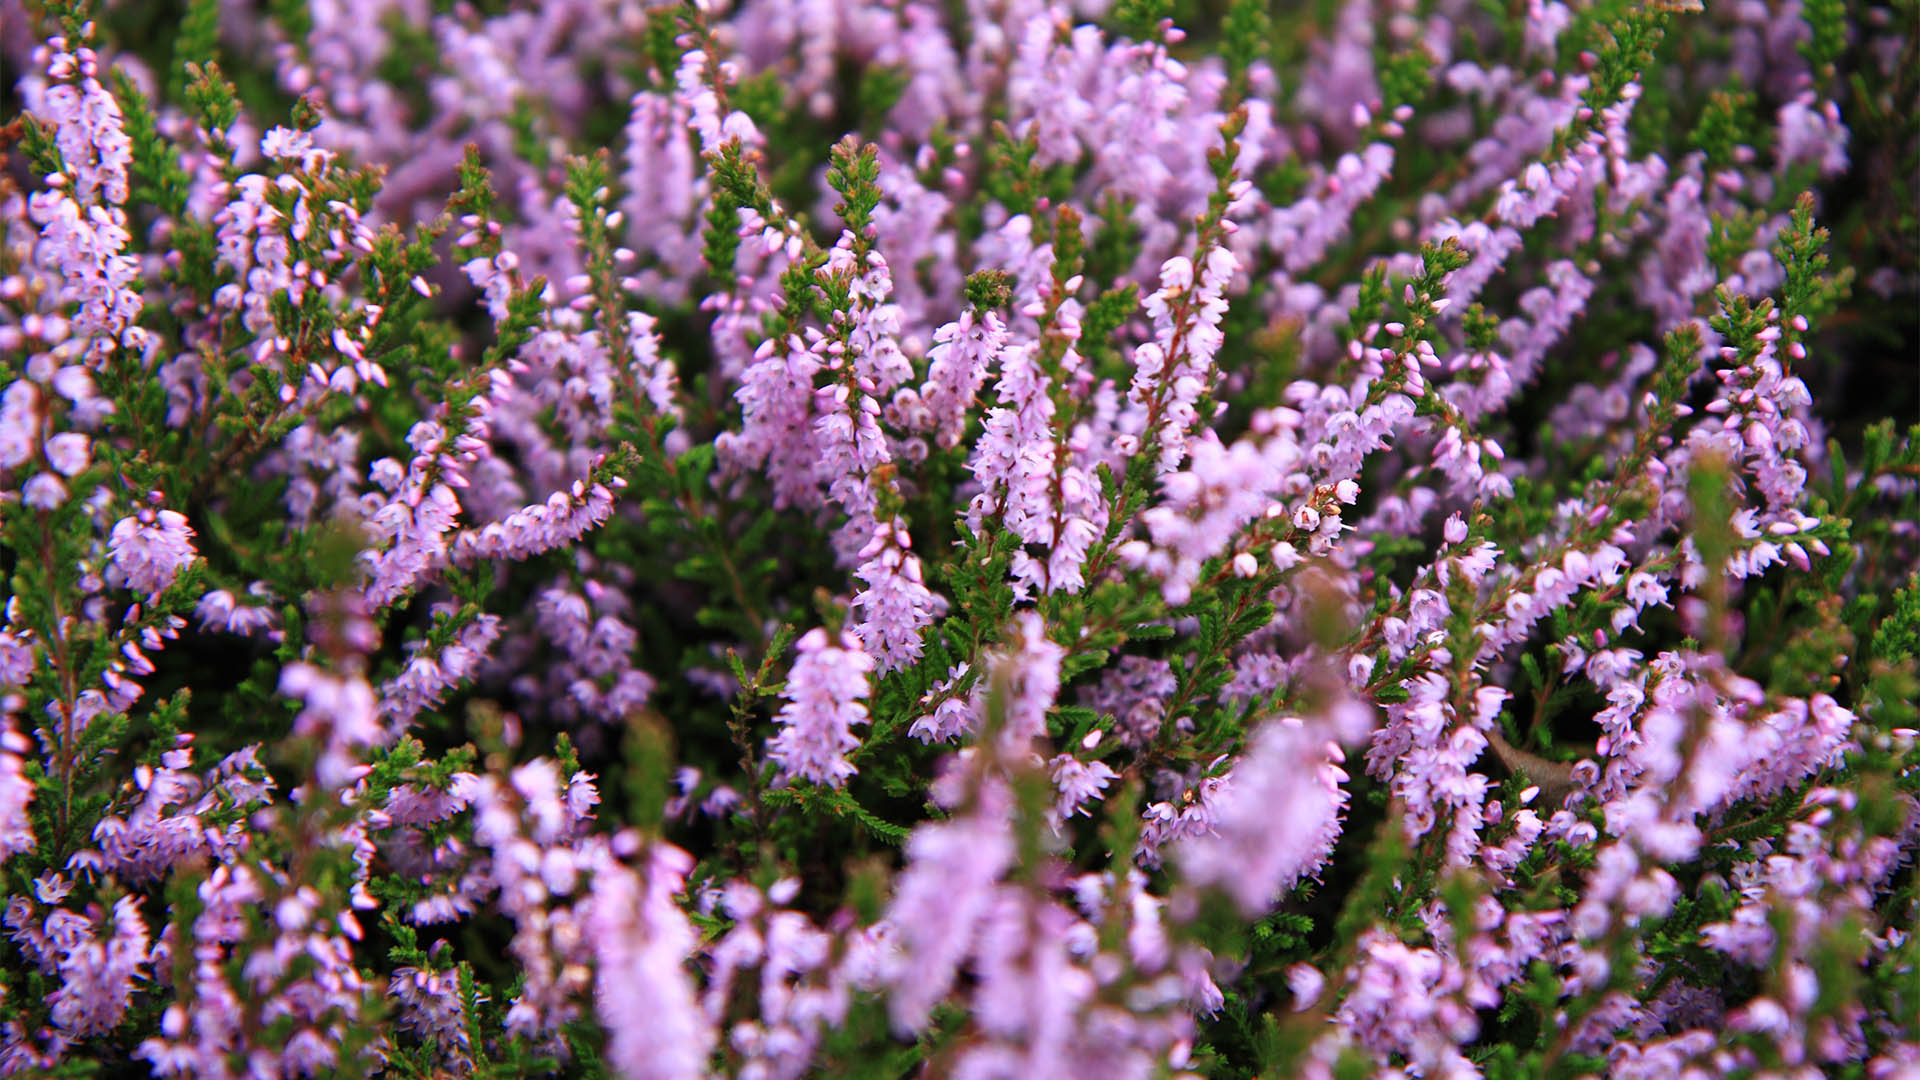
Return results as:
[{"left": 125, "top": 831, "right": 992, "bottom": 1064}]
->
[
  {"left": 24, "top": 194, "right": 142, "bottom": 361},
  {"left": 788, "top": 223, "right": 944, "bottom": 667},
  {"left": 89, "top": 742, "right": 275, "bottom": 885},
  {"left": 851, "top": 517, "right": 944, "bottom": 671},
  {"left": 727, "top": 326, "right": 830, "bottom": 511},
  {"left": 46, "top": 896, "right": 150, "bottom": 1038},
  {"left": 389, "top": 959, "right": 477, "bottom": 1071},
  {"left": 1124, "top": 245, "right": 1242, "bottom": 474},
  {"left": 1777, "top": 92, "right": 1849, "bottom": 178},
  {"left": 767, "top": 628, "right": 877, "bottom": 788},
  {"left": 619, "top": 91, "right": 701, "bottom": 305},
  {"left": 676, "top": 47, "right": 761, "bottom": 156},
  {"left": 960, "top": 891, "right": 1098, "bottom": 1076},
  {"left": 19, "top": 35, "right": 144, "bottom": 363},
  {"left": 448, "top": 472, "right": 625, "bottom": 564},
  {"left": 966, "top": 340, "right": 1058, "bottom": 580},
  {"left": 0, "top": 382, "right": 39, "bottom": 472},
  {"left": 1087, "top": 33, "right": 1191, "bottom": 207},
  {"left": 624, "top": 311, "right": 683, "bottom": 422},
  {"left": 356, "top": 419, "right": 478, "bottom": 610},
  {"left": 1177, "top": 717, "right": 1351, "bottom": 914},
  {"left": 31, "top": 39, "right": 131, "bottom": 206},
  {"left": 1267, "top": 143, "right": 1397, "bottom": 274},
  {"left": 280, "top": 663, "right": 381, "bottom": 791},
  {"left": 0, "top": 719, "right": 36, "bottom": 862},
  {"left": 586, "top": 838, "right": 715, "bottom": 1080},
  {"left": 1005, "top": 15, "right": 1097, "bottom": 168},
  {"left": 107, "top": 507, "right": 197, "bottom": 596},
  {"left": 920, "top": 307, "right": 1007, "bottom": 449},
  {"left": 530, "top": 584, "right": 658, "bottom": 724},
  {"left": 879, "top": 4, "right": 973, "bottom": 139},
  {"left": 883, "top": 781, "right": 1015, "bottom": 1033},
  {"left": 1324, "top": 928, "right": 1481, "bottom": 1074},
  {"left": 379, "top": 611, "right": 504, "bottom": 729},
  {"left": 133, "top": 865, "right": 258, "bottom": 1076},
  {"left": 1119, "top": 424, "right": 1306, "bottom": 605},
  {"left": 1499, "top": 259, "right": 1593, "bottom": 385},
  {"left": 700, "top": 878, "right": 848, "bottom": 1080},
  {"left": 983, "top": 611, "right": 1065, "bottom": 750}
]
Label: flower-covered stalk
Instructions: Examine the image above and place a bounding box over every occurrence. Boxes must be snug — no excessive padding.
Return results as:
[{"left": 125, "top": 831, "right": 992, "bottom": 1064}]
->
[{"left": 0, "top": 2, "right": 1912, "bottom": 1078}]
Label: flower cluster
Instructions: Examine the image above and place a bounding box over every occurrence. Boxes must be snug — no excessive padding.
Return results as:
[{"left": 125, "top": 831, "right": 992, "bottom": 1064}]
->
[{"left": 0, "top": 0, "right": 1915, "bottom": 1077}]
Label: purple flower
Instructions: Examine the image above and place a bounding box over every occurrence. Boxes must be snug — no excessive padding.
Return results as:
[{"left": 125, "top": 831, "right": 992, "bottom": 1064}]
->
[
  {"left": 0, "top": 721, "right": 35, "bottom": 861},
  {"left": 908, "top": 663, "right": 976, "bottom": 744},
  {"left": 851, "top": 519, "right": 943, "bottom": 672},
  {"left": 1048, "top": 753, "right": 1119, "bottom": 826},
  {"left": 43, "top": 432, "right": 88, "bottom": 475},
  {"left": 0, "top": 383, "right": 39, "bottom": 470},
  {"left": 921, "top": 307, "right": 1006, "bottom": 449},
  {"left": 280, "top": 663, "right": 381, "bottom": 790},
  {"left": 449, "top": 476, "right": 624, "bottom": 565},
  {"left": 1177, "top": 717, "right": 1351, "bottom": 914},
  {"left": 45, "top": 896, "right": 150, "bottom": 1038},
  {"left": 390, "top": 961, "right": 476, "bottom": 1069},
  {"left": 194, "top": 584, "right": 282, "bottom": 639},
  {"left": 1125, "top": 246, "right": 1241, "bottom": 475},
  {"left": 767, "top": 628, "right": 876, "bottom": 788},
  {"left": 380, "top": 612, "right": 503, "bottom": 728},
  {"left": 586, "top": 839, "right": 714, "bottom": 1080},
  {"left": 884, "top": 784, "right": 1015, "bottom": 1033},
  {"left": 982, "top": 612, "right": 1064, "bottom": 750},
  {"left": 676, "top": 49, "right": 761, "bottom": 155},
  {"left": 21, "top": 473, "right": 68, "bottom": 510},
  {"left": 108, "top": 508, "right": 197, "bottom": 595}
]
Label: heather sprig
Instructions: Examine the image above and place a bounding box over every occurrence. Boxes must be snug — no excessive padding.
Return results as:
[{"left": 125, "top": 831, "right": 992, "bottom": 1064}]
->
[{"left": 0, "top": 0, "right": 1915, "bottom": 1077}]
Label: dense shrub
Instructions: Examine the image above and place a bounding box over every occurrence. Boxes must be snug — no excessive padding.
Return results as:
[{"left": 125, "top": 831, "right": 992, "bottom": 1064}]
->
[{"left": 0, "top": 0, "right": 1916, "bottom": 1075}]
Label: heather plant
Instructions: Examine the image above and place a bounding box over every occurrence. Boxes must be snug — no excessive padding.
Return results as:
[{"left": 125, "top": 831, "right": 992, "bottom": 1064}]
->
[{"left": 0, "top": 0, "right": 1916, "bottom": 1075}]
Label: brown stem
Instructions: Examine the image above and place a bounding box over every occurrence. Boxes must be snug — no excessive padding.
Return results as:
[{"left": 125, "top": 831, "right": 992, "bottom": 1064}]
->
[{"left": 1483, "top": 727, "right": 1582, "bottom": 810}]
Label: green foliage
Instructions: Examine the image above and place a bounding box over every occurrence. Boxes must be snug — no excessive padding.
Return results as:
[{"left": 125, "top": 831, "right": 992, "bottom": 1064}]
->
[
  {"left": 0, "top": 1, "right": 1914, "bottom": 1076},
  {"left": 826, "top": 136, "right": 883, "bottom": 238},
  {"left": 1221, "top": 0, "right": 1273, "bottom": 95},
  {"left": 1112, "top": 0, "right": 1174, "bottom": 43},
  {"left": 1800, "top": 0, "right": 1848, "bottom": 77},
  {"left": 1690, "top": 86, "right": 1757, "bottom": 172},
  {"left": 1564, "top": 8, "right": 1668, "bottom": 159}
]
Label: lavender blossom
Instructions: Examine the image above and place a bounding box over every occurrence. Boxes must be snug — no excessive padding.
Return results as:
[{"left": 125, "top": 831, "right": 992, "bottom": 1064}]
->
[
  {"left": 0, "top": 5, "right": 1912, "bottom": 1076},
  {"left": 280, "top": 663, "right": 381, "bottom": 790},
  {"left": 767, "top": 628, "right": 876, "bottom": 788},
  {"left": 587, "top": 839, "right": 715, "bottom": 1080},
  {"left": 1177, "top": 717, "right": 1351, "bottom": 914},
  {"left": 0, "top": 720, "right": 34, "bottom": 861},
  {"left": 107, "top": 508, "right": 197, "bottom": 596},
  {"left": 884, "top": 783, "right": 1015, "bottom": 1033}
]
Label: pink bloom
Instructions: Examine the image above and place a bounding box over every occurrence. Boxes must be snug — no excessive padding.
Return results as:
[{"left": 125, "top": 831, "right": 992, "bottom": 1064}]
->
[
  {"left": 0, "top": 720, "right": 35, "bottom": 861},
  {"left": 586, "top": 841, "right": 714, "bottom": 1080},
  {"left": 44, "top": 432, "right": 89, "bottom": 475},
  {"left": 767, "top": 628, "right": 876, "bottom": 788},
  {"left": 280, "top": 662, "right": 381, "bottom": 790},
  {"left": 1178, "top": 718, "right": 1351, "bottom": 914},
  {"left": 108, "top": 508, "right": 197, "bottom": 595}
]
